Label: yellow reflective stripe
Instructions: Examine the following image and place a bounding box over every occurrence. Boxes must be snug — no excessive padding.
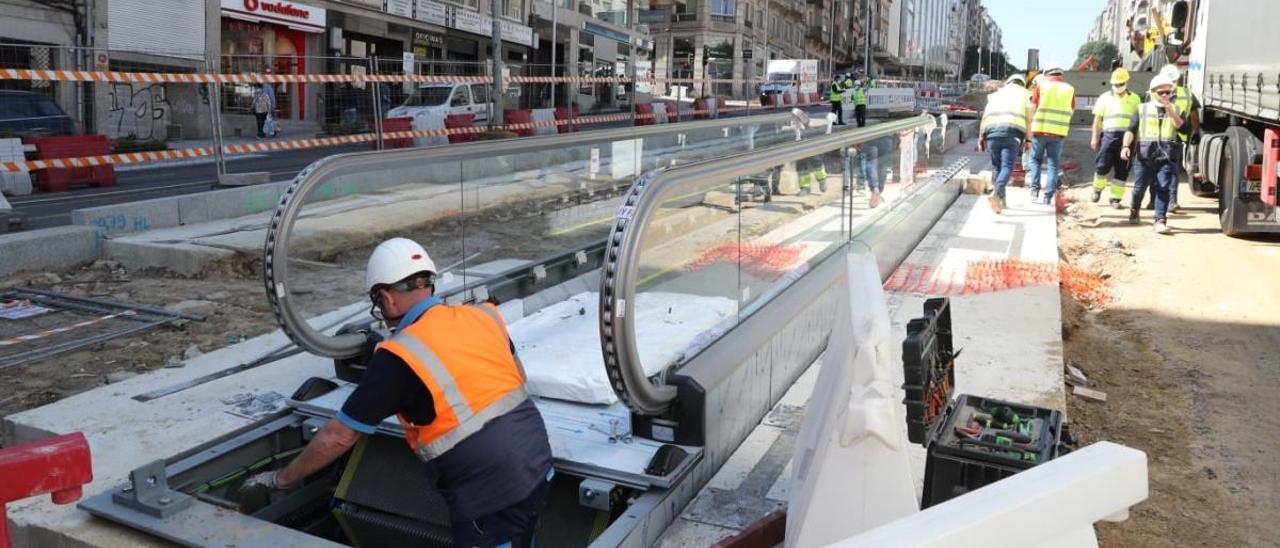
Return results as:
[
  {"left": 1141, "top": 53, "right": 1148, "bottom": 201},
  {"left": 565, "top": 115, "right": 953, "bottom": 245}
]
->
[
  {"left": 1037, "top": 107, "right": 1074, "bottom": 117},
  {"left": 413, "top": 388, "right": 529, "bottom": 460}
]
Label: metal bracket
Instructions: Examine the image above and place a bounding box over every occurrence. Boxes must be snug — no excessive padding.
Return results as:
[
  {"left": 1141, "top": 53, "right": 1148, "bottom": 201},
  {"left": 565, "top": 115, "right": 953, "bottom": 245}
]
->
[
  {"left": 111, "top": 460, "right": 193, "bottom": 518},
  {"left": 532, "top": 264, "right": 547, "bottom": 283},
  {"left": 574, "top": 250, "right": 588, "bottom": 267},
  {"left": 579, "top": 478, "right": 620, "bottom": 512}
]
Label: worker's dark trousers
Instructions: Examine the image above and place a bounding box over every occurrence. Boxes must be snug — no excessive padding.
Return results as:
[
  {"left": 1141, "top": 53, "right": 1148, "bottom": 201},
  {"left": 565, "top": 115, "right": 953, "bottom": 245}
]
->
[
  {"left": 831, "top": 101, "right": 844, "bottom": 124},
  {"left": 452, "top": 475, "right": 552, "bottom": 548},
  {"left": 1131, "top": 159, "right": 1178, "bottom": 222},
  {"left": 854, "top": 104, "right": 867, "bottom": 127}
]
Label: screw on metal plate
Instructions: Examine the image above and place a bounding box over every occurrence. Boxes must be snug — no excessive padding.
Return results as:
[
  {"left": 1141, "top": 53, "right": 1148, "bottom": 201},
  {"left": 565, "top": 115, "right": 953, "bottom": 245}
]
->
[
  {"left": 532, "top": 265, "right": 547, "bottom": 283},
  {"left": 111, "top": 460, "right": 193, "bottom": 518},
  {"left": 574, "top": 250, "right": 588, "bottom": 267}
]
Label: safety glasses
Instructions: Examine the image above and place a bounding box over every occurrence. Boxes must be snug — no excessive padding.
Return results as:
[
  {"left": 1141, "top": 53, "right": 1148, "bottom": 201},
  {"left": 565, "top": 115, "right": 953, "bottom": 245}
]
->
[{"left": 1155, "top": 90, "right": 1173, "bottom": 97}]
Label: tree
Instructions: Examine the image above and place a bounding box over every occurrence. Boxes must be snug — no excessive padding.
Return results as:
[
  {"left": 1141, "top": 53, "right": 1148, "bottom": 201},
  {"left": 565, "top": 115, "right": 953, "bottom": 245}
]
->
[{"left": 1075, "top": 41, "right": 1120, "bottom": 71}]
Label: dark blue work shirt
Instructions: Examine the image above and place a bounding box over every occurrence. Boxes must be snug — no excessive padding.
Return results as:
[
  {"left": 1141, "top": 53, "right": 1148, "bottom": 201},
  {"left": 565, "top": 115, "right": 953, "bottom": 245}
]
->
[{"left": 338, "top": 298, "right": 553, "bottom": 521}]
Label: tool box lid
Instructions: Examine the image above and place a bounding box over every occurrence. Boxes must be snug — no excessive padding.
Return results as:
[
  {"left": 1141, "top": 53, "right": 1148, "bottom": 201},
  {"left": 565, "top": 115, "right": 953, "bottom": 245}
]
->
[{"left": 901, "top": 297, "right": 956, "bottom": 447}]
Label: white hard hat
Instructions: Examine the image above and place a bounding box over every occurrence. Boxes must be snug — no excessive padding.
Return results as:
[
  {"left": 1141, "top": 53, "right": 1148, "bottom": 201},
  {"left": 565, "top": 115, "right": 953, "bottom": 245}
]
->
[
  {"left": 1159, "top": 64, "right": 1182, "bottom": 82},
  {"left": 1005, "top": 74, "right": 1026, "bottom": 85},
  {"left": 366, "top": 238, "right": 437, "bottom": 292},
  {"left": 1043, "top": 62, "right": 1064, "bottom": 75},
  {"left": 1149, "top": 73, "right": 1175, "bottom": 91}
]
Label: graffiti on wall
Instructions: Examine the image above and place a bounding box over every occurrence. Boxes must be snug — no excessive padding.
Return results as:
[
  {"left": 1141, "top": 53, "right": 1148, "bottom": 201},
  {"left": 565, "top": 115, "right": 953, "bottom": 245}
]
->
[{"left": 106, "top": 83, "right": 171, "bottom": 141}]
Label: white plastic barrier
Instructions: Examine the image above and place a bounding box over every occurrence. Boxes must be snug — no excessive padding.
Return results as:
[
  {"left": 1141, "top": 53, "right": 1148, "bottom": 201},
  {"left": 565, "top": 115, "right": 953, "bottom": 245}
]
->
[
  {"left": 0, "top": 138, "right": 32, "bottom": 196},
  {"left": 653, "top": 103, "right": 670, "bottom": 124},
  {"left": 409, "top": 111, "right": 448, "bottom": 147},
  {"left": 784, "top": 254, "right": 1149, "bottom": 548},
  {"left": 787, "top": 251, "right": 919, "bottom": 548},
  {"left": 830, "top": 441, "right": 1148, "bottom": 547},
  {"left": 531, "top": 108, "right": 557, "bottom": 136},
  {"left": 868, "top": 88, "right": 917, "bottom": 113}
]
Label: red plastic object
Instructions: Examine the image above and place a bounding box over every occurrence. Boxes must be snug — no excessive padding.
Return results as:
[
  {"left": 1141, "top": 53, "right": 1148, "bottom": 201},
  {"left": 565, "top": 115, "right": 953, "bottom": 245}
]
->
[
  {"left": 444, "top": 114, "right": 476, "bottom": 143},
  {"left": 1262, "top": 128, "right": 1278, "bottom": 207},
  {"left": 554, "top": 106, "right": 580, "bottom": 133},
  {"left": 781, "top": 93, "right": 792, "bottom": 106},
  {"left": 693, "top": 98, "right": 711, "bottom": 120},
  {"left": 763, "top": 93, "right": 777, "bottom": 108},
  {"left": 0, "top": 433, "right": 92, "bottom": 548},
  {"left": 504, "top": 109, "right": 534, "bottom": 137},
  {"left": 377, "top": 117, "right": 413, "bottom": 149},
  {"left": 24, "top": 135, "right": 117, "bottom": 192},
  {"left": 810, "top": 92, "right": 820, "bottom": 104},
  {"left": 634, "top": 103, "right": 654, "bottom": 126}
]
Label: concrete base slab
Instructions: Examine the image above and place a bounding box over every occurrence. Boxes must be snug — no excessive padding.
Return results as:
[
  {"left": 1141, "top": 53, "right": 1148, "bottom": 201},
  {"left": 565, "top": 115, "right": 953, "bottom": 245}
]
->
[{"left": 658, "top": 184, "right": 1064, "bottom": 545}]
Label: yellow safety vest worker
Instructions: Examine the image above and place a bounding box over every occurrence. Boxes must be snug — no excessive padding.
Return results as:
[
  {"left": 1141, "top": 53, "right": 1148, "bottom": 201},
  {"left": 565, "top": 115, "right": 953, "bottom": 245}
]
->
[
  {"left": 981, "top": 86, "right": 1028, "bottom": 136},
  {"left": 378, "top": 302, "right": 528, "bottom": 460},
  {"left": 1173, "top": 85, "right": 1193, "bottom": 143},
  {"left": 1031, "top": 80, "right": 1075, "bottom": 137},
  {"left": 829, "top": 80, "right": 843, "bottom": 102},
  {"left": 1094, "top": 90, "right": 1140, "bottom": 132},
  {"left": 1137, "top": 102, "right": 1179, "bottom": 143},
  {"left": 852, "top": 85, "right": 868, "bottom": 106}
]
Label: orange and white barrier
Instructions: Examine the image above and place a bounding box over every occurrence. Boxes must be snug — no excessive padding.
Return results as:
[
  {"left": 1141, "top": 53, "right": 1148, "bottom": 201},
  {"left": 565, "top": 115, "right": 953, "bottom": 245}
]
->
[{"left": 0, "top": 309, "right": 137, "bottom": 347}]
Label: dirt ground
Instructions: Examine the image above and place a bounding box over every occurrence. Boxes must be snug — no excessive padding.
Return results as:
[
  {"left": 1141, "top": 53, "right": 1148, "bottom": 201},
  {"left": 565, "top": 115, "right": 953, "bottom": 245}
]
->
[{"left": 1054, "top": 137, "right": 1280, "bottom": 547}]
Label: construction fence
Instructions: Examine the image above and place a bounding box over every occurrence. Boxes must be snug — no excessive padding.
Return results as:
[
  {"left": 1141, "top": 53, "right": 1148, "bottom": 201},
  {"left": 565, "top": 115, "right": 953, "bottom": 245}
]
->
[{"left": 0, "top": 43, "right": 964, "bottom": 195}]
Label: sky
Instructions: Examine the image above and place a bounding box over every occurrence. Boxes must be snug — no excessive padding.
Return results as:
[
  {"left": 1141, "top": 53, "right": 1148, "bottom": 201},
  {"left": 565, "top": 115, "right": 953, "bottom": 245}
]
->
[{"left": 983, "top": 0, "right": 1109, "bottom": 70}]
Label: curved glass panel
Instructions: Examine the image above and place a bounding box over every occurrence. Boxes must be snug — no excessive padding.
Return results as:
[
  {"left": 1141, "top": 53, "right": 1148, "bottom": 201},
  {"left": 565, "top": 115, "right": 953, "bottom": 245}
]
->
[
  {"left": 262, "top": 112, "right": 829, "bottom": 394},
  {"left": 604, "top": 114, "right": 946, "bottom": 414}
]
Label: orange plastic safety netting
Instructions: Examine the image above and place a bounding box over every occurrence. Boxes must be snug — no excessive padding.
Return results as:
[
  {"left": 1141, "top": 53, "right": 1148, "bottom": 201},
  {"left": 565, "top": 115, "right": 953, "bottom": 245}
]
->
[
  {"left": 686, "top": 242, "right": 804, "bottom": 280},
  {"left": 884, "top": 259, "right": 1111, "bottom": 306}
]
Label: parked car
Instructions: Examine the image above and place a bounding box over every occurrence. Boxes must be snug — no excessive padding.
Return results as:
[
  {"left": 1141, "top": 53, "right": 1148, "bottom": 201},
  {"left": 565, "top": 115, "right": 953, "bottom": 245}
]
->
[
  {"left": 385, "top": 83, "right": 491, "bottom": 124},
  {"left": 0, "top": 90, "right": 76, "bottom": 138}
]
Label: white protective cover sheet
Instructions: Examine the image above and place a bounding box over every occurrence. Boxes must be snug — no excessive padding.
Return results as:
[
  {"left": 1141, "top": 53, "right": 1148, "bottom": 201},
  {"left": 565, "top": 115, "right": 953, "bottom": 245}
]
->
[{"left": 508, "top": 291, "right": 737, "bottom": 404}]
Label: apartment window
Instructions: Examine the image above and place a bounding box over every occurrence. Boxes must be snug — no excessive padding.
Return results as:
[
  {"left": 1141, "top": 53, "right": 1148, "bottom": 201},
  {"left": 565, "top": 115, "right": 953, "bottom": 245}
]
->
[
  {"left": 674, "top": 0, "right": 699, "bottom": 21},
  {"left": 711, "top": 0, "right": 735, "bottom": 17},
  {"left": 503, "top": 0, "right": 524, "bottom": 19}
]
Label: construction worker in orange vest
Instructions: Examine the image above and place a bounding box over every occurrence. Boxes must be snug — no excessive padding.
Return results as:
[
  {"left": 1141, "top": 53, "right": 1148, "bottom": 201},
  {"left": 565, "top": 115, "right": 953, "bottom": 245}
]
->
[{"left": 245, "top": 238, "right": 553, "bottom": 547}]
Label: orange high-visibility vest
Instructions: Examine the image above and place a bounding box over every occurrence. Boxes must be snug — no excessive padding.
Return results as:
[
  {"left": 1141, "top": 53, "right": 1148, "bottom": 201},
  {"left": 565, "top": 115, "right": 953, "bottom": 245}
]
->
[{"left": 378, "top": 302, "right": 528, "bottom": 461}]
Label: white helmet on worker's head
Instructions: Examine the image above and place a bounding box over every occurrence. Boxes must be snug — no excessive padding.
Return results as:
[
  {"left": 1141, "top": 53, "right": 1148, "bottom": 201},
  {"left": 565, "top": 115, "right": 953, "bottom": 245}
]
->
[
  {"left": 366, "top": 237, "right": 437, "bottom": 293},
  {"left": 1005, "top": 74, "right": 1026, "bottom": 87},
  {"left": 1149, "top": 73, "right": 1176, "bottom": 92},
  {"left": 1043, "top": 62, "right": 1064, "bottom": 76},
  {"left": 1158, "top": 64, "right": 1183, "bottom": 84}
]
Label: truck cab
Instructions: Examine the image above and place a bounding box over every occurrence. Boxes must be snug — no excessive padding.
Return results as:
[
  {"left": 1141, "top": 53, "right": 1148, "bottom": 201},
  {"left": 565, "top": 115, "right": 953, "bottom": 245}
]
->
[{"left": 386, "top": 83, "right": 491, "bottom": 125}]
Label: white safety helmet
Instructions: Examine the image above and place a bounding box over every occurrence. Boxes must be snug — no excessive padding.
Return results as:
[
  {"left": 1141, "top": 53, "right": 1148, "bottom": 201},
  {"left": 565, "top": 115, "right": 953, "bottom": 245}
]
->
[
  {"left": 1005, "top": 74, "right": 1026, "bottom": 86},
  {"left": 1148, "top": 73, "right": 1175, "bottom": 92},
  {"left": 1043, "top": 62, "right": 1064, "bottom": 75},
  {"left": 366, "top": 237, "right": 437, "bottom": 292},
  {"left": 1158, "top": 64, "right": 1182, "bottom": 83}
]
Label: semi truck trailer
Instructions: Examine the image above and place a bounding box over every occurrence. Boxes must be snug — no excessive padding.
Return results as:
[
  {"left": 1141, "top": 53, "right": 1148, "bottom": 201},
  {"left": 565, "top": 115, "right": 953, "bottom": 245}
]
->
[{"left": 1164, "top": 0, "right": 1280, "bottom": 236}]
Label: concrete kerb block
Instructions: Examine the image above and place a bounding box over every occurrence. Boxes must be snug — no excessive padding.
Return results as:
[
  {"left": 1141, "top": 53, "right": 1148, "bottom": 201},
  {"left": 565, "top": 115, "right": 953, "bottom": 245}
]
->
[
  {"left": 216, "top": 171, "right": 271, "bottom": 187},
  {"left": 105, "top": 239, "right": 235, "bottom": 277},
  {"left": 0, "top": 226, "right": 99, "bottom": 277}
]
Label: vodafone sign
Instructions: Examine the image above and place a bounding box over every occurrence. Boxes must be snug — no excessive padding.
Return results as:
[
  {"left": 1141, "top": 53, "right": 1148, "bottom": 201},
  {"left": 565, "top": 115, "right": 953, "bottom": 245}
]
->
[{"left": 221, "top": 0, "right": 326, "bottom": 33}]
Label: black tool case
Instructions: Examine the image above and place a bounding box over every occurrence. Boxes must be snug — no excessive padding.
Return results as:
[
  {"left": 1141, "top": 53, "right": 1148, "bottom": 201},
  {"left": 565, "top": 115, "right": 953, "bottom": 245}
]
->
[{"left": 902, "top": 298, "right": 1068, "bottom": 509}]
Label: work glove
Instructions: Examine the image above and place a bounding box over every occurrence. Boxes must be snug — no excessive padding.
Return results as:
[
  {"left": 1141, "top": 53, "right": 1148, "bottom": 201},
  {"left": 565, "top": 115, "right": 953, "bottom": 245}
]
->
[{"left": 240, "top": 470, "right": 288, "bottom": 492}]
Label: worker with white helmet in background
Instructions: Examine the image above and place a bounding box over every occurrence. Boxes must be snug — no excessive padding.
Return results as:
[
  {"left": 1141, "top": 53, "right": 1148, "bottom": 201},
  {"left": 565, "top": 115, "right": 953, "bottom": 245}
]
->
[
  {"left": 978, "top": 73, "right": 1033, "bottom": 214},
  {"left": 1027, "top": 62, "right": 1076, "bottom": 205},
  {"left": 1090, "top": 68, "right": 1142, "bottom": 208},
  {"left": 1122, "top": 74, "right": 1187, "bottom": 234},
  {"left": 245, "top": 238, "right": 553, "bottom": 547},
  {"left": 1141, "top": 64, "right": 1201, "bottom": 213}
]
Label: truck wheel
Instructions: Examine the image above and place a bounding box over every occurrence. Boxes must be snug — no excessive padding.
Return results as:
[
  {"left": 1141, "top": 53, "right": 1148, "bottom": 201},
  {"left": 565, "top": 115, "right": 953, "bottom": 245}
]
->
[{"left": 1218, "top": 127, "right": 1255, "bottom": 237}]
